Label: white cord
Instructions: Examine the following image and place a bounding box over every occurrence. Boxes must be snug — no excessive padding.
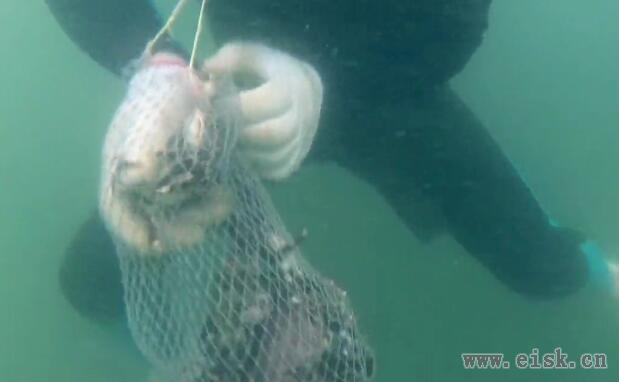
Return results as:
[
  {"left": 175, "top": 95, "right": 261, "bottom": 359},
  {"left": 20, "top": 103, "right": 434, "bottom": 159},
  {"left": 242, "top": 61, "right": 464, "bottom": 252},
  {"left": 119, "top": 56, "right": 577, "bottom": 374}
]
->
[
  {"left": 190, "top": 0, "right": 209, "bottom": 70},
  {"left": 145, "top": 0, "right": 192, "bottom": 55}
]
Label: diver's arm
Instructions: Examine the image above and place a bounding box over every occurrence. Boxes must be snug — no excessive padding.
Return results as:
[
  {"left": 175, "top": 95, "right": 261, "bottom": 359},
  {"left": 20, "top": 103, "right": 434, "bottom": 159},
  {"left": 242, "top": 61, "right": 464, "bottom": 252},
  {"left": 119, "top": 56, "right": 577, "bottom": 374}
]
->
[
  {"left": 46, "top": 0, "right": 185, "bottom": 75},
  {"left": 335, "top": 84, "right": 611, "bottom": 299}
]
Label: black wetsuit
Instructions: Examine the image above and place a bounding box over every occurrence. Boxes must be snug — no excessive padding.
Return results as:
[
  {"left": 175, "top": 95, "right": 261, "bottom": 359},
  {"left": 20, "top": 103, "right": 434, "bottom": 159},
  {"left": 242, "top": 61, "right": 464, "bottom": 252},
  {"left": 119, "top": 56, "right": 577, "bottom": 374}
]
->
[{"left": 47, "top": 0, "right": 601, "bottom": 322}]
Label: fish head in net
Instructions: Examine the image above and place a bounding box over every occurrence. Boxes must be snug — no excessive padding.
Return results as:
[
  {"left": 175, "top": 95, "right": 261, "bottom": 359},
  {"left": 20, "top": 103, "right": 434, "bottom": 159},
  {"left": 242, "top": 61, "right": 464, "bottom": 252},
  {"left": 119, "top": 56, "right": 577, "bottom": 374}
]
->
[
  {"left": 105, "top": 52, "right": 237, "bottom": 208},
  {"left": 100, "top": 52, "right": 240, "bottom": 253}
]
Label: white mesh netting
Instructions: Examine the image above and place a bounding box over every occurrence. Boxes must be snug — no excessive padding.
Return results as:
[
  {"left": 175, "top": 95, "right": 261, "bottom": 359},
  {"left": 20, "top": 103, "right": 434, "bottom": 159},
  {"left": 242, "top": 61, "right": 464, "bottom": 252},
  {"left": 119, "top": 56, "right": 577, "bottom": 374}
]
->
[{"left": 99, "top": 54, "right": 374, "bottom": 382}]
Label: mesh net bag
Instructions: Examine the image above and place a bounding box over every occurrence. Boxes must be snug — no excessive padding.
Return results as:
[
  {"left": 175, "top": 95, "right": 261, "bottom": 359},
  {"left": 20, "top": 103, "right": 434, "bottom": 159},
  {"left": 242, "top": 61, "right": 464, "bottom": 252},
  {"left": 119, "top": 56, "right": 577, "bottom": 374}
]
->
[{"left": 99, "top": 53, "right": 374, "bottom": 382}]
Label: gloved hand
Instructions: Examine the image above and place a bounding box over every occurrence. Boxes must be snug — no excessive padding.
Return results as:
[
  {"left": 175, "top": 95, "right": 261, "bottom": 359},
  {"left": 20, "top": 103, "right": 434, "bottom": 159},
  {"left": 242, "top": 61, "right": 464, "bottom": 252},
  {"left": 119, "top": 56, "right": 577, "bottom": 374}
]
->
[{"left": 203, "top": 42, "right": 323, "bottom": 180}]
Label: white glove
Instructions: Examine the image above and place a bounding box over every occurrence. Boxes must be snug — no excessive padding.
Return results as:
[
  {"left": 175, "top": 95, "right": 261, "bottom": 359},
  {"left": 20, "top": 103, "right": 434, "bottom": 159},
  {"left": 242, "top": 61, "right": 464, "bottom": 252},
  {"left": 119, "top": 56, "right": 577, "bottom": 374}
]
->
[{"left": 203, "top": 42, "right": 323, "bottom": 180}]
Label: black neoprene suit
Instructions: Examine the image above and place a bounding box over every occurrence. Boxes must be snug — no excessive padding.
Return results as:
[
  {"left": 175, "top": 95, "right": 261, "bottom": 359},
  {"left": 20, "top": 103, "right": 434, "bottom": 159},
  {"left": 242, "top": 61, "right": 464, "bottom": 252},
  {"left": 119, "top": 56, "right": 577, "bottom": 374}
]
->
[{"left": 48, "top": 0, "right": 592, "bottom": 322}]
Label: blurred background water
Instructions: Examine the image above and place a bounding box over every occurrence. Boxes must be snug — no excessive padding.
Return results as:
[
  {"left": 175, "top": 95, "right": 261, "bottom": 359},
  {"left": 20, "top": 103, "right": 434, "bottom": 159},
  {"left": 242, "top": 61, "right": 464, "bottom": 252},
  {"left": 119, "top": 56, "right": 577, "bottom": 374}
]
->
[{"left": 0, "top": 0, "right": 618, "bottom": 381}]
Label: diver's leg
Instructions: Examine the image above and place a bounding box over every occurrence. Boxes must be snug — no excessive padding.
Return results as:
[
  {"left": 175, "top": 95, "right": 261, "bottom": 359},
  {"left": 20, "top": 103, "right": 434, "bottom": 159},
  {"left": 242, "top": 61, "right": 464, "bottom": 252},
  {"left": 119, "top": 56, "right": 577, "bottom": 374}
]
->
[
  {"left": 46, "top": 0, "right": 187, "bottom": 76},
  {"left": 59, "top": 211, "right": 124, "bottom": 322},
  {"left": 330, "top": 85, "right": 607, "bottom": 299}
]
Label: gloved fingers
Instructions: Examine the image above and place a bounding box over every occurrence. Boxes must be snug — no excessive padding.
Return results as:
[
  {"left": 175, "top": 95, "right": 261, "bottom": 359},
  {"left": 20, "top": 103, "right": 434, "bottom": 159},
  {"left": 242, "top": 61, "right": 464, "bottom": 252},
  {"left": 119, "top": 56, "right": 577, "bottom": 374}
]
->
[
  {"left": 238, "top": 80, "right": 292, "bottom": 123},
  {"left": 240, "top": 133, "right": 303, "bottom": 180},
  {"left": 203, "top": 42, "right": 277, "bottom": 79},
  {"left": 237, "top": 62, "right": 322, "bottom": 177},
  {"left": 237, "top": 107, "right": 299, "bottom": 150},
  {"left": 204, "top": 42, "right": 323, "bottom": 180}
]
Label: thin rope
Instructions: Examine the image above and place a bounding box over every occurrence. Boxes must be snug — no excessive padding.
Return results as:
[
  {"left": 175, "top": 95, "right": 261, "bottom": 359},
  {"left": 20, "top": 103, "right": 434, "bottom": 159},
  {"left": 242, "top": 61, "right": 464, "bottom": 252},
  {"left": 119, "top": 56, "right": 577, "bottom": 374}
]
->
[
  {"left": 146, "top": 0, "right": 192, "bottom": 55},
  {"left": 190, "top": 0, "right": 209, "bottom": 70}
]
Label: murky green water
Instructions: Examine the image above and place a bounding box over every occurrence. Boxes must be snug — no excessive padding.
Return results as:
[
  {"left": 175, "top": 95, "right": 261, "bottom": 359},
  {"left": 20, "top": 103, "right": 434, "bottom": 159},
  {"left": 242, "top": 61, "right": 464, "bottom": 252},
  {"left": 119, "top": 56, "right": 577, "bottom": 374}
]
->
[{"left": 1, "top": 1, "right": 617, "bottom": 381}]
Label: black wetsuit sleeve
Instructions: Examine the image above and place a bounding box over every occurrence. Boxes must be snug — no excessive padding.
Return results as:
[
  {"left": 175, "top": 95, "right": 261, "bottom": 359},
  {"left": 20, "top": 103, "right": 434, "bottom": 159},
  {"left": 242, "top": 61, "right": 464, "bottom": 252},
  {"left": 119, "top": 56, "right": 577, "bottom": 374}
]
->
[
  {"left": 46, "top": 0, "right": 185, "bottom": 75},
  {"left": 334, "top": 86, "right": 590, "bottom": 299}
]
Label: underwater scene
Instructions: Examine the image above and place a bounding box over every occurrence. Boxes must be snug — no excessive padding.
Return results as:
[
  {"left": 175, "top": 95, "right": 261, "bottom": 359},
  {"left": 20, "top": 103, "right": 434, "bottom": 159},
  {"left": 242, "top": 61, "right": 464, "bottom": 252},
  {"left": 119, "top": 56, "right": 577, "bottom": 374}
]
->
[{"left": 0, "top": 0, "right": 618, "bottom": 381}]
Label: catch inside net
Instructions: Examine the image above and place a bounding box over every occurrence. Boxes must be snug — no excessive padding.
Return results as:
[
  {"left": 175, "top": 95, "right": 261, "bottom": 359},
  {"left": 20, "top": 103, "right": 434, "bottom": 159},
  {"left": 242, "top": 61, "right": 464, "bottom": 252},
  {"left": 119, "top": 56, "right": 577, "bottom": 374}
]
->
[{"left": 99, "top": 54, "right": 374, "bottom": 382}]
